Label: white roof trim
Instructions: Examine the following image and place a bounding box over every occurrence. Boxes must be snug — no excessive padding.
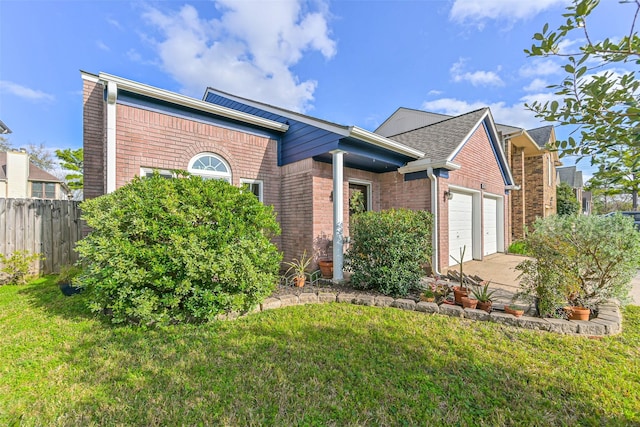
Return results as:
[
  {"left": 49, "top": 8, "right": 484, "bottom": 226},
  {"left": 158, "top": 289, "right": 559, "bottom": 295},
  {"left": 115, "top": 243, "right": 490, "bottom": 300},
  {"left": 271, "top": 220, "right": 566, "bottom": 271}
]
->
[
  {"left": 97, "top": 73, "right": 289, "bottom": 133},
  {"left": 349, "top": 127, "right": 425, "bottom": 159},
  {"left": 447, "top": 110, "right": 490, "bottom": 162},
  {"left": 397, "top": 158, "right": 461, "bottom": 174}
]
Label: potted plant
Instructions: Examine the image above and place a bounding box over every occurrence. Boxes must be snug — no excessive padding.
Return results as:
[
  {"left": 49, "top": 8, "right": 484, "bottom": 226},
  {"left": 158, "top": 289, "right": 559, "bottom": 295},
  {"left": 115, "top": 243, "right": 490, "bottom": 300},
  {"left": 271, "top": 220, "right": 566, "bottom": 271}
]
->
[
  {"left": 504, "top": 304, "right": 526, "bottom": 317},
  {"left": 563, "top": 291, "right": 591, "bottom": 320},
  {"left": 420, "top": 287, "right": 436, "bottom": 302},
  {"left": 284, "top": 251, "right": 312, "bottom": 288},
  {"left": 450, "top": 246, "right": 469, "bottom": 305},
  {"left": 318, "top": 258, "right": 333, "bottom": 278},
  {"left": 472, "top": 281, "right": 496, "bottom": 313}
]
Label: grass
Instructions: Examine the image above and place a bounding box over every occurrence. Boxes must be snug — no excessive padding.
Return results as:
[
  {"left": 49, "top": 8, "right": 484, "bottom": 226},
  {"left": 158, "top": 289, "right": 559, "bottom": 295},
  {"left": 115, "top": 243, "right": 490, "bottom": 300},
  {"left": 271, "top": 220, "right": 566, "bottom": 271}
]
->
[{"left": 2, "top": 277, "right": 639, "bottom": 426}]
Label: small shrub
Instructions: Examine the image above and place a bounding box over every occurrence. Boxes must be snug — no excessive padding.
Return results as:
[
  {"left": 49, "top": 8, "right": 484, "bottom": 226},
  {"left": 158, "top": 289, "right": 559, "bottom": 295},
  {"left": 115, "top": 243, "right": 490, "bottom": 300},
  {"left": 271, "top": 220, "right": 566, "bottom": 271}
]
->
[
  {"left": 556, "top": 182, "right": 581, "bottom": 216},
  {"left": 346, "top": 209, "right": 432, "bottom": 297},
  {"left": 516, "top": 214, "right": 640, "bottom": 316},
  {"left": 0, "top": 250, "right": 43, "bottom": 285},
  {"left": 508, "top": 240, "right": 529, "bottom": 255},
  {"left": 76, "top": 173, "right": 282, "bottom": 325}
]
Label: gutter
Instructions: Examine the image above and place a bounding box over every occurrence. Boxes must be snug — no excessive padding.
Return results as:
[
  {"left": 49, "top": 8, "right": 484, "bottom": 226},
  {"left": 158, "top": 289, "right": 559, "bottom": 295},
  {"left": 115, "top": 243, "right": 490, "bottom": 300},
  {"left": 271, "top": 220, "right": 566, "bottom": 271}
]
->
[
  {"left": 427, "top": 167, "right": 441, "bottom": 276},
  {"left": 349, "top": 126, "right": 425, "bottom": 159},
  {"left": 97, "top": 72, "right": 289, "bottom": 133}
]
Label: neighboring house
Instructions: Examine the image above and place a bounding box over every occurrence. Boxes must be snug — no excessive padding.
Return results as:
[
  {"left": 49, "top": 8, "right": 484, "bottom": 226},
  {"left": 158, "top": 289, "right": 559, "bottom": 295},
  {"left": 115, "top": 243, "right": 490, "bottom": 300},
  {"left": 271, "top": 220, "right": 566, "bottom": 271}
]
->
[
  {"left": 499, "top": 125, "right": 560, "bottom": 239},
  {"left": 0, "top": 119, "right": 11, "bottom": 134},
  {"left": 0, "top": 150, "right": 69, "bottom": 199},
  {"left": 557, "top": 165, "right": 591, "bottom": 215},
  {"left": 82, "top": 71, "right": 515, "bottom": 278},
  {"left": 377, "top": 108, "right": 560, "bottom": 242}
]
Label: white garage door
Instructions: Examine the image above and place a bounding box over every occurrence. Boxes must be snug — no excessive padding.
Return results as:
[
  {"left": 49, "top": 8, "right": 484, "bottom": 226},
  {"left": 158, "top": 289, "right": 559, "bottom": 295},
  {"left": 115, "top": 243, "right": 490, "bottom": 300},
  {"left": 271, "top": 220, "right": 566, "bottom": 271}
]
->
[
  {"left": 483, "top": 197, "right": 498, "bottom": 256},
  {"left": 448, "top": 191, "right": 473, "bottom": 266}
]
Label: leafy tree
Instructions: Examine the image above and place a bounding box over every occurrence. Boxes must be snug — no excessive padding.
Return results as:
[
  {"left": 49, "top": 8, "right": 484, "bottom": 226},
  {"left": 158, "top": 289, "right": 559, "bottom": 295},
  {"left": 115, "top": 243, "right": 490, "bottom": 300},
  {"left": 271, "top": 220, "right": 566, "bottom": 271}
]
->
[
  {"left": 524, "top": 0, "right": 640, "bottom": 160},
  {"left": 55, "top": 148, "right": 83, "bottom": 190},
  {"left": 557, "top": 181, "right": 581, "bottom": 215},
  {"left": 587, "top": 147, "right": 640, "bottom": 209},
  {"left": 0, "top": 136, "right": 11, "bottom": 151},
  {"left": 0, "top": 138, "right": 54, "bottom": 171}
]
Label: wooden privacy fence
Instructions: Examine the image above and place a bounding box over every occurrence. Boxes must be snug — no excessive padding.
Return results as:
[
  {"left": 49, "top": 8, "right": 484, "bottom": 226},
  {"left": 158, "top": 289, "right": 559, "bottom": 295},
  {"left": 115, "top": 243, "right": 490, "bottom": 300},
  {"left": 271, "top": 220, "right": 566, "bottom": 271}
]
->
[{"left": 0, "top": 198, "right": 83, "bottom": 274}]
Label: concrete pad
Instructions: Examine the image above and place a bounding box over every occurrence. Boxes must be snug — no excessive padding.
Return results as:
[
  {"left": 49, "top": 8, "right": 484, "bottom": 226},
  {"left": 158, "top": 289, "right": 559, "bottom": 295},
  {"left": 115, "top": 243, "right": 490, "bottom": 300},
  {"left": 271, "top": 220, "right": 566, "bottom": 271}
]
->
[{"left": 629, "top": 271, "right": 640, "bottom": 306}]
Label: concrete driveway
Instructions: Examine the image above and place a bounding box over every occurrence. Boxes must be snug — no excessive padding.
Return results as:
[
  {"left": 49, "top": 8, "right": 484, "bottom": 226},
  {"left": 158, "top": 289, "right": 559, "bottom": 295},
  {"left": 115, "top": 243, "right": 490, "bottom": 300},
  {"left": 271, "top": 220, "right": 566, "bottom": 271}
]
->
[{"left": 450, "top": 253, "right": 640, "bottom": 306}]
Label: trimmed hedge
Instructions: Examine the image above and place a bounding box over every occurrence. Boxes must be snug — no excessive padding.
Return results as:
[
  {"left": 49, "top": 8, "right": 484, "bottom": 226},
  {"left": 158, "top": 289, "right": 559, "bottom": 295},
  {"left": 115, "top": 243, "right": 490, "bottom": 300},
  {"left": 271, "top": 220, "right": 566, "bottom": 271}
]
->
[
  {"left": 76, "top": 173, "right": 281, "bottom": 325},
  {"left": 346, "top": 209, "right": 432, "bottom": 297}
]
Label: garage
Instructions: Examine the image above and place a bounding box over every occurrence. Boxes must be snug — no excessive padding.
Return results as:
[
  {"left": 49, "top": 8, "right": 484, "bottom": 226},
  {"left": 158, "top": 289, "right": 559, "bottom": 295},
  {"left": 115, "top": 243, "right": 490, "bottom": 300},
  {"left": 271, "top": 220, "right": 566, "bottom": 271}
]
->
[
  {"left": 483, "top": 196, "right": 498, "bottom": 256},
  {"left": 448, "top": 191, "right": 473, "bottom": 265}
]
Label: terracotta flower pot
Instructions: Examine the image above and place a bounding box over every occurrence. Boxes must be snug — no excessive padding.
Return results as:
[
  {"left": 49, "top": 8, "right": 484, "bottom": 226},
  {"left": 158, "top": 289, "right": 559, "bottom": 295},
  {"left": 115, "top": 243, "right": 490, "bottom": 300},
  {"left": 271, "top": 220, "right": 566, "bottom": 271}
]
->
[
  {"left": 477, "top": 300, "right": 492, "bottom": 313},
  {"left": 461, "top": 297, "right": 478, "bottom": 309},
  {"left": 504, "top": 305, "right": 525, "bottom": 317},
  {"left": 420, "top": 295, "right": 435, "bottom": 303},
  {"left": 453, "top": 286, "right": 469, "bottom": 305},
  {"left": 318, "top": 259, "right": 333, "bottom": 278},
  {"left": 566, "top": 306, "right": 590, "bottom": 321},
  {"left": 294, "top": 275, "right": 305, "bottom": 288}
]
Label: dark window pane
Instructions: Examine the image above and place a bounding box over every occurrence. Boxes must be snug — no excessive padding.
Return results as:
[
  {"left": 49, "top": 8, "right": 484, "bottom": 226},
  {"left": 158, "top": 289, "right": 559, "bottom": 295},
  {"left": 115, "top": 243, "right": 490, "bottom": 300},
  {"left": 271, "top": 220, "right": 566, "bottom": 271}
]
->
[
  {"left": 45, "top": 183, "right": 55, "bottom": 198},
  {"left": 32, "top": 182, "right": 43, "bottom": 198}
]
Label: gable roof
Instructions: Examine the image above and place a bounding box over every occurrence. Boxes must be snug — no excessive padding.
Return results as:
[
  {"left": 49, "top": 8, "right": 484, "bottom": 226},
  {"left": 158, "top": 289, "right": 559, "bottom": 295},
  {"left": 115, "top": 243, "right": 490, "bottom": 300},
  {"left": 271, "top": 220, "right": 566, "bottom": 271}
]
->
[
  {"left": 557, "top": 165, "right": 583, "bottom": 188},
  {"left": 527, "top": 125, "right": 553, "bottom": 147},
  {"left": 387, "top": 108, "right": 490, "bottom": 161},
  {"left": 204, "top": 87, "right": 425, "bottom": 159},
  {"left": 375, "top": 107, "right": 453, "bottom": 137},
  {"left": 0, "top": 151, "right": 63, "bottom": 182}
]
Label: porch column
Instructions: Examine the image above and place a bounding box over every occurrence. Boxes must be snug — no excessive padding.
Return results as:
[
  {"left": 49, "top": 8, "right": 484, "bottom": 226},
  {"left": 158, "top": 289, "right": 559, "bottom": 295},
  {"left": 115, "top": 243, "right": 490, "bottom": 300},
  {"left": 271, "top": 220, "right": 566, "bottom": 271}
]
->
[{"left": 331, "top": 150, "right": 345, "bottom": 281}]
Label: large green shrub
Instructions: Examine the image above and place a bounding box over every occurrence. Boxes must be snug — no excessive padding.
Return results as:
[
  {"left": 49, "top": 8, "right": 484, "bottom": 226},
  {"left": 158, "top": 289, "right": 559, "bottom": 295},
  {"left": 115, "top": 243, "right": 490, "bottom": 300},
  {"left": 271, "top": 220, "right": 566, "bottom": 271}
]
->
[
  {"left": 556, "top": 182, "right": 581, "bottom": 216},
  {"left": 517, "top": 214, "right": 640, "bottom": 316},
  {"left": 346, "top": 209, "right": 432, "bottom": 297},
  {"left": 76, "top": 173, "right": 281, "bottom": 325}
]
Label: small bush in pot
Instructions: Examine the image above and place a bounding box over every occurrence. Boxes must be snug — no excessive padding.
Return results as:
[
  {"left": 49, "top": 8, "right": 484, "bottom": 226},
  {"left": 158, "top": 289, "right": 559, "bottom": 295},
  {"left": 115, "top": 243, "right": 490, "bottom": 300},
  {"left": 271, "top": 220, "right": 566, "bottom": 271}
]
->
[
  {"left": 283, "top": 251, "right": 312, "bottom": 288},
  {"left": 516, "top": 214, "right": 640, "bottom": 317}
]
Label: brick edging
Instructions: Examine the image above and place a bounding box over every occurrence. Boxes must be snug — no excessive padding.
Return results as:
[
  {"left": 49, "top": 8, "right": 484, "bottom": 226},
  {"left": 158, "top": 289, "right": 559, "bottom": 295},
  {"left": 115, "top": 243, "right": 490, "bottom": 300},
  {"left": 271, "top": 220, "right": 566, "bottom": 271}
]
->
[{"left": 231, "top": 292, "right": 622, "bottom": 336}]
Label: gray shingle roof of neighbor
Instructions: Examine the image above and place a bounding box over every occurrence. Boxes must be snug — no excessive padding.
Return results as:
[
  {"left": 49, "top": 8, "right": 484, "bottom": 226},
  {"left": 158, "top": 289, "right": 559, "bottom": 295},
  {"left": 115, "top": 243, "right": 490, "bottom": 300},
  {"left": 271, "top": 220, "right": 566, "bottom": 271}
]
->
[
  {"left": 0, "top": 119, "right": 11, "bottom": 134},
  {"left": 526, "top": 125, "right": 553, "bottom": 147},
  {"left": 557, "top": 165, "right": 583, "bottom": 188},
  {"left": 387, "top": 108, "right": 489, "bottom": 160}
]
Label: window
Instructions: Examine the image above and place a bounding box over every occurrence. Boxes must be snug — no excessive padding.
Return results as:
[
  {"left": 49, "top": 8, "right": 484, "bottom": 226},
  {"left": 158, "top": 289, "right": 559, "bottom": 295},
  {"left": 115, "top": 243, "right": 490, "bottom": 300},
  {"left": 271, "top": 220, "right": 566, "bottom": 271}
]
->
[
  {"left": 32, "top": 182, "right": 56, "bottom": 199},
  {"left": 188, "top": 153, "right": 232, "bottom": 182},
  {"left": 140, "top": 168, "right": 174, "bottom": 179},
  {"left": 348, "top": 182, "right": 372, "bottom": 216},
  {"left": 240, "top": 179, "right": 263, "bottom": 202}
]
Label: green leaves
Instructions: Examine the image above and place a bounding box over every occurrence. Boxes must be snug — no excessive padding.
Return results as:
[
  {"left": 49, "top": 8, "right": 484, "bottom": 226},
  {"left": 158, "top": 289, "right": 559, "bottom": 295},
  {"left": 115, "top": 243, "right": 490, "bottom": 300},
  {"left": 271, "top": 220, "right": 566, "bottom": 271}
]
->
[
  {"left": 346, "top": 209, "right": 432, "bottom": 297},
  {"left": 76, "top": 173, "right": 281, "bottom": 325},
  {"left": 524, "top": 0, "right": 640, "bottom": 163}
]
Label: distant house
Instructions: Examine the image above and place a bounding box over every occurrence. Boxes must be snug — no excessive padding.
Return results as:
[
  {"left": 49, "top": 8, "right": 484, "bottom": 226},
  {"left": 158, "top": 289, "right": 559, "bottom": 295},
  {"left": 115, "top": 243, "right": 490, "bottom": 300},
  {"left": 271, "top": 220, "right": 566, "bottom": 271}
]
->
[
  {"left": 0, "top": 151, "right": 69, "bottom": 200},
  {"left": 557, "top": 165, "right": 591, "bottom": 214},
  {"left": 499, "top": 124, "right": 561, "bottom": 239},
  {"left": 82, "top": 71, "right": 516, "bottom": 277},
  {"left": 0, "top": 119, "right": 11, "bottom": 135},
  {"left": 376, "top": 108, "right": 560, "bottom": 244}
]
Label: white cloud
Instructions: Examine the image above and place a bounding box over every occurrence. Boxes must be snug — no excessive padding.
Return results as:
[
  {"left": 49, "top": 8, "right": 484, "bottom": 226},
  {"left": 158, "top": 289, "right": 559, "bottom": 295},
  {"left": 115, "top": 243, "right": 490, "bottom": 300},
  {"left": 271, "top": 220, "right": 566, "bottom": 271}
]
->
[
  {"left": 427, "top": 89, "right": 443, "bottom": 96},
  {"left": 0, "top": 81, "right": 54, "bottom": 101},
  {"left": 450, "top": 0, "right": 567, "bottom": 26},
  {"left": 142, "top": 1, "right": 336, "bottom": 112},
  {"left": 450, "top": 58, "right": 504, "bottom": 87},
  {"left": 523, "top": 78, "right": 548, "bottom": 92},
  {"left": 421, "top": 92, "right": 561, "bottom": 129},
  {"left": 519, "top": 59, "right": 561, "bottom": 78},
  {"left": 96, "top": 40, "right": 110, "bottom": 51},
  {"left": 107, "top": 17, "right": 123, "bottom": 30}
]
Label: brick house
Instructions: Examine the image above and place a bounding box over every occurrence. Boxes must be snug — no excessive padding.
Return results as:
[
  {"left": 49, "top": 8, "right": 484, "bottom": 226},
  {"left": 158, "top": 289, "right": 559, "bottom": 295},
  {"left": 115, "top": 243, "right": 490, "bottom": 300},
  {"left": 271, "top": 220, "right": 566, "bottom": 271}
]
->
[
  {"left": 377, "top": 108, "right": 560, "bottom": 244},
  {"left": 82, "top": 72, "right": 515, "bottom": 278}
]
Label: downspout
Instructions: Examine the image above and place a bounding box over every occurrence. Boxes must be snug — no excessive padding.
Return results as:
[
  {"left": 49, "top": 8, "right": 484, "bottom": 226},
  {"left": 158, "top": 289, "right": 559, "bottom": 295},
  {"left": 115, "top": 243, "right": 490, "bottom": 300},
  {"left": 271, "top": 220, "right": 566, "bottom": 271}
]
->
[{"left": 427, "top": 167, "right": 441, "bottom": 275}]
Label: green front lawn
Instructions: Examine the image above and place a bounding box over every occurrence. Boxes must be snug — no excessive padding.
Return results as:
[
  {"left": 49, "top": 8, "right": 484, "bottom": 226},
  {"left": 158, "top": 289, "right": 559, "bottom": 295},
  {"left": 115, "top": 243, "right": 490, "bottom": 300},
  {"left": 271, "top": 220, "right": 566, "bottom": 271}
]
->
[{"left": 2, "top": 277, "right": 639, "bottom": 426}]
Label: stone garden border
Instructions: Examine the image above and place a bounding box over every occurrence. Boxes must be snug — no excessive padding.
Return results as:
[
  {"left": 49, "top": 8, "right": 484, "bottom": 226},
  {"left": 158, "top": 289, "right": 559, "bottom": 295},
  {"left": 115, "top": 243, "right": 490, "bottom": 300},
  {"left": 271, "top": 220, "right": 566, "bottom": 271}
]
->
[{"left": 236, "top": 291, "right": 623, "bottom": 336}]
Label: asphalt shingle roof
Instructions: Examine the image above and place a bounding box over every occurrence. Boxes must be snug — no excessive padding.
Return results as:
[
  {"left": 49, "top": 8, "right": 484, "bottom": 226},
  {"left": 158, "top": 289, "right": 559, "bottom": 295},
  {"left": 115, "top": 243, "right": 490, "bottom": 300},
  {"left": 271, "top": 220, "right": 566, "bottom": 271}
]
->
[
  {"left": 0, "top": 151, "right": 62, "bottom": 182},
  {"left": 526, "top": 125, "right": 553, "bottom": 148},
  {"left": 557, "top": 165, "right": 583, "bottom": 188},
  {"left": 387, "top": 108, "right": 489, "bottom": 160}
]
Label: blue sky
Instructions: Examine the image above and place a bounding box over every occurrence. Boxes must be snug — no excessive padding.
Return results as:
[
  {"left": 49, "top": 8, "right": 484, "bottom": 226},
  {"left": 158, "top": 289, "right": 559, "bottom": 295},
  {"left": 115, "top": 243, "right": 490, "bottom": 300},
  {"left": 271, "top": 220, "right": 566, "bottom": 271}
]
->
[{"left": 0, "top": 0, "right": 632, "bottom": 179}]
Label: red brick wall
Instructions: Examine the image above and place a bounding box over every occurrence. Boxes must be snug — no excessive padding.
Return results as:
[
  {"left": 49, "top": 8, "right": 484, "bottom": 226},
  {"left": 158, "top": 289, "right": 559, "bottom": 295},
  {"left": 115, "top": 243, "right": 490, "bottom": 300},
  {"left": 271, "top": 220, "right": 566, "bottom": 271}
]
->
[
  {"left": 83, "top": 80, "right": 106, "bottom": 200},
  {"left": 438, "top": 124, "right": 510, "bottom": 270},
  {"left": 279, "top": 159, "right": 314, "bottom": 265},
  {"left": 510, "top": 146, "right": 526, "bottom": 240}
]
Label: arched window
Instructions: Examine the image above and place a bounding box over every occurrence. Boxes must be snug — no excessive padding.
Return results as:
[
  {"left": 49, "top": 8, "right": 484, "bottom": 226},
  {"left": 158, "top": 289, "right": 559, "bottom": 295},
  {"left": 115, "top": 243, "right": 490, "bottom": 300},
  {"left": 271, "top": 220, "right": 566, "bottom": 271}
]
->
[{"left": 188, "top": 153, "right": 232, "bottom": 182}]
